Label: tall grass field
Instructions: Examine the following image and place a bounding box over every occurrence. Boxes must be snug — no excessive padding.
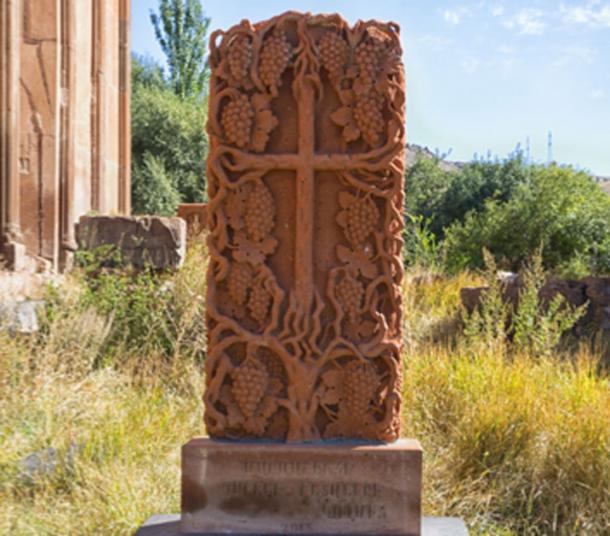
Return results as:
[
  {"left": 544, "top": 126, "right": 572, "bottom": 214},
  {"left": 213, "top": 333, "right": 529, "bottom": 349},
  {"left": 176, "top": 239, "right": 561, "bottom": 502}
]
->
[{"left": 0, "top": 245, "right": 608, "bottom": 535}]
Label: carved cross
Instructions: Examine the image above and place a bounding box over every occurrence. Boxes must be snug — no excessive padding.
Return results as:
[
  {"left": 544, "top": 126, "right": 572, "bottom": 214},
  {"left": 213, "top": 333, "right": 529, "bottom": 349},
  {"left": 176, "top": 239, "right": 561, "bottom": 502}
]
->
[{"left": 226, "top": 81, "right": 393, "bottom": 313}]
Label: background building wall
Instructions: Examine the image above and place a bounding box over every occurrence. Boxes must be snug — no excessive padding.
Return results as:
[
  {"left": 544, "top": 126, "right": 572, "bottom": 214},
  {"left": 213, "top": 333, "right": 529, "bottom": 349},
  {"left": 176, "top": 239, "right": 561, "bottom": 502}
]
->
[{"left": 0, "top": 0, "right": 131, "bottom": 271}]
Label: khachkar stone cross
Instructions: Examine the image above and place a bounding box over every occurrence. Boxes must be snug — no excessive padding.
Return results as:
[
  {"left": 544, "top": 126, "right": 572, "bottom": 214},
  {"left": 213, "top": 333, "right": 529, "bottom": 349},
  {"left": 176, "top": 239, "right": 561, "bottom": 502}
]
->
[
  {"left": 205, "top": 11, "right": 405, "bottom": 443},
  {"left": 180, "top": 12, "right": 421, "bottom": 536}
]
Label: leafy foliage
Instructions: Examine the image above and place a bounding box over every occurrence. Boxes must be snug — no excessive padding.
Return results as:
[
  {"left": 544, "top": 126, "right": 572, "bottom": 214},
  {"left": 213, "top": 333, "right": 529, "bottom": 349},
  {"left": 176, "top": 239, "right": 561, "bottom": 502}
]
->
[
  {"left": 132, "top": 153, "right": 182, "bottom": 216},
  {"left": 131, "top": 53, "right": 167, "bottom": 90},
  {"left": 512, "top": 255, "right": 586, "bottom": 356},
  {"left": 443, "top": 164, "right": 610, "bottom": 274},
  {"left": 150, "top": 0, "right": 211, "bottom": 98},
  {"left": 462, "top": 251, "right": 586, "bottom": 356},
  {"left": 402, "top": 213, "right": 444, "bottom": 273},
  {"left": 406, "top": 150, "right": 531, "bottom": 238},
  {"left": 131, "top": 55, "right": 208, "bottom": 215},
  {"left": 71, "top": 244, "right": 207, "bottom": 364}
]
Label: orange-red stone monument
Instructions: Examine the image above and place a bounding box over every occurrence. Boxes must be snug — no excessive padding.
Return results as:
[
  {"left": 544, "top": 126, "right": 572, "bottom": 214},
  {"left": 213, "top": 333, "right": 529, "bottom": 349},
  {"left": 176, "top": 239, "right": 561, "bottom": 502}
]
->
[{"left": 180, "top": 12, "right": 422, "bottom": 536}]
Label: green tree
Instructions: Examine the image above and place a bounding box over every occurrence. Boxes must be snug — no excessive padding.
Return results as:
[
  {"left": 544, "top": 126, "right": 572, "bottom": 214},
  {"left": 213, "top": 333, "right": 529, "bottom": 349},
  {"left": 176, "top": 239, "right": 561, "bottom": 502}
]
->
[
  {"left": 405, "top": 155, "right": 454, "bottom": 237},
  {"left": 150, "top": 0, "right": 211, "bottom": 98},
  {"left": 444, "top": 165, "right": 610, "bottom": 275},
  {"left": 131, "top": 55, "right": 208, "bottom": 214},
  {"left": 405, "top": 150, "right": 531, "bottom": 238},
  {"left": 131, "top": 53, "right": 167, "bottom": 90}
]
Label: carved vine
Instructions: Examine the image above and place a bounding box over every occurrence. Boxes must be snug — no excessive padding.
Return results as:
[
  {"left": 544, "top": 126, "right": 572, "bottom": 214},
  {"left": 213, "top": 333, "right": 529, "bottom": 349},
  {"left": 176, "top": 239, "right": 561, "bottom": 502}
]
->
[{"left": 205, "top": 12, "right": 405, "bottom": 442}]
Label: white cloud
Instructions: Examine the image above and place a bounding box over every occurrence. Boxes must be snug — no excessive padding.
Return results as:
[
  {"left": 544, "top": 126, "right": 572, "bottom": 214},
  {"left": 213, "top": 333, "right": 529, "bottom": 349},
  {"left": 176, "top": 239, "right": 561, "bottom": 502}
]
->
[
  {"left": 560, "top": 2, "right": 610, "bottom": 27},
  {"left": 490, "top": 4, "right": 505, "bottom": 17},
  {"left": 503, "top": 8, "right": 546, "bottom": 35},
  {"left": 589, "top": 89, "right": 606, "bottom": 99},
  {"left": 461, "top": 56, "right": 480, "bottom": 74},
  {"left": 553, "top": 44, "right": 597, "bottom": 67},
  {"left": 442, "top": 9, "right": 463, "bottom": 24},
  {"left": 418, "top": 34, "right": 451, "bottom": 50}
]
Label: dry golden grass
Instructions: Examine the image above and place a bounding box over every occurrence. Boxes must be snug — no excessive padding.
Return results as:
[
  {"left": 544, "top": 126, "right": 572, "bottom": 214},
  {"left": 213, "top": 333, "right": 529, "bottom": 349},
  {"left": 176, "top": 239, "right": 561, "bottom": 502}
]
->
[{"left": 0, "top": 249, "right": 608, "bottom": 535}]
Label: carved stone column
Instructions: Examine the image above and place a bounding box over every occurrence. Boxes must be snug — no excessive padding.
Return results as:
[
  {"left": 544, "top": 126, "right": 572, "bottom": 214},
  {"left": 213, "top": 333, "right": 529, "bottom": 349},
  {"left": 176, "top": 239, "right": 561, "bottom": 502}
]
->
[
  {"left": 0, "top": 0, "right": 26, "bottom": 269},
  {"left": 90, "top": 0, "right": 106, "bottom": 212},
  {"left": 59, "top": 0, "right": 77, "bottom": 270},
  {"left": 118, "top": 0, "right": 131, "bottom": 215}
]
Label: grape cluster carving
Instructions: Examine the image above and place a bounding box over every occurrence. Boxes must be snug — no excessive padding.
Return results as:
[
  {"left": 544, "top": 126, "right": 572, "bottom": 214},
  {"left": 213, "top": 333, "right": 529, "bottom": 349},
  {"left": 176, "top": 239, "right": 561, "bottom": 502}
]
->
[
  {"left": 353, "top": 93, "right": 385, "bottom": 147},
  {"left": 344, "top": 195, "right": 379, "bottom": 246},
  {"left": 259, "top": 28, "right": 293, "bottom": 95},
  {"left": 227, "top": 34, "right": 252, "bottom": 83},
  {"left": 355, "top": 37, "right": 385, "bottom": 89},
  {"left": 231, "top": 360, "right": 269, "bottom": 418},
  {"left": 336, "top": 274, "right": 364, "bottom": 324},
  {"left": 227, "top": 263, "right": 254, "bottom": 306},
  {"left": 319, "top": 31, "right": 349, "bottom": 78},
  {"left": 244, "top": 183, "right": 275, "bottom": 242},
  {"left": 257, "top": 347, "right": 286, "bottom": 381},
  {"left": 343, "top": 362, "right": 379, "bottom": 417},
  {"left": 247, "top": 279, "right": 272, "bottom": 325},
  {"left": 221, "top": 94, "right": 254, "bottom": 148}
]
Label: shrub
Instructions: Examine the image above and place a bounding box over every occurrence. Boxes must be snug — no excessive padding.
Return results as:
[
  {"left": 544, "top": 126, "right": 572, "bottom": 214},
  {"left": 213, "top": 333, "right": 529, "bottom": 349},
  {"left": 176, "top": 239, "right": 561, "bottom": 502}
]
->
[
  {"left": 462, "top": 251, "right": 586, "bottom": 356},
  {"left": 61, "top": 244, "right": 208, "bottom": 367},
  {"left": 132, "top": 153, "right": 182, "bottom": 216},
  {"left": 444, "top": 165, "right": 610, "bottom": 274},
  {"left": 402, "top": 213, "right": 444, "bottom": 272},
  {"left": 405, "top": 150, "right": 530, "bottom": 238}
]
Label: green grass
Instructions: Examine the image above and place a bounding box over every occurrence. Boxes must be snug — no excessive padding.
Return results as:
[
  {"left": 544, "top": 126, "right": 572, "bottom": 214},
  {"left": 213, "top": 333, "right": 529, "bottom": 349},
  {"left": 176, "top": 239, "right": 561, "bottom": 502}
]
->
[{"left": 0, "top": 247, "right": 608, "bottom": 535}]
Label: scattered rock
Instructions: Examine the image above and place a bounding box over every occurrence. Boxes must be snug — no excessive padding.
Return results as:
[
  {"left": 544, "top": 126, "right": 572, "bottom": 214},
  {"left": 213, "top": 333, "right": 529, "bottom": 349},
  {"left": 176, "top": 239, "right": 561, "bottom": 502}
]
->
[
  {"left": 76, "top": 215, "right": 187, "bottom": 270},
  {"left": 583, "top": 276, "right": 610, "bottom": 306},
  {"left": 461, "top": 274, "right": 610, "bottom": 331},
  {"left": 460, "top": 287, "right": 486, "bottom": 313},
  {"left": 0, "top": 299, "right": 45, "bottom": 334},
  {"left": 539, "top": 278, "right": 587, "bottom": 308},
  {"left": 19, "top": 443, "right": 81, "bottom": 482}
]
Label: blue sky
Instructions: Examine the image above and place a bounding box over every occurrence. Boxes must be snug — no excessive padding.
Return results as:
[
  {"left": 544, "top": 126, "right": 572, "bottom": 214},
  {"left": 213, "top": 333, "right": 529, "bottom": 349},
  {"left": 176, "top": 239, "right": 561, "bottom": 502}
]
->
[{"left": 132, "top": 1, "right": 610, "bottom": 176}]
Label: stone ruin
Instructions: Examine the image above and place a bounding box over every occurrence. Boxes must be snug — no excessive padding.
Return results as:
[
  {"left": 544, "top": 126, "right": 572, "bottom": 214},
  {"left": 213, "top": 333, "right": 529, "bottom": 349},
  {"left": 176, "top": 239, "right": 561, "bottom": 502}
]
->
[
  {"left": 204, "top": 12, "right": 406, "bottom": 444},
  {"left": 462, "top": 274, "right": 610, "bottom": 332},
  {"left": 0, "top": 0, "right": 131, "bottom": 272}
]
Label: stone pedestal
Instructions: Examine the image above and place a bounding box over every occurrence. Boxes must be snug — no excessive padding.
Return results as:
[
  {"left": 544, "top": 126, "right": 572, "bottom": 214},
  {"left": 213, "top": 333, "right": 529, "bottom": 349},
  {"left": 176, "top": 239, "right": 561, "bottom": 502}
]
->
[
  {"left": 137, "top": 515, "right": 469, "bottom": 536},
  {"left": 181, "top": 438, "right": 422, "bottom": 535}
]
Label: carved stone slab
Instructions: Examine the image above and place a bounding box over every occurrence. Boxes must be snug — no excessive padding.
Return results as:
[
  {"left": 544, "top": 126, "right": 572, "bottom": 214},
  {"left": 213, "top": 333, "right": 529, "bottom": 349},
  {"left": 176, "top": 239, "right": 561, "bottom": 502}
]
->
[
  {"left": 181, "top": 438, "right": 421, "bottom": 535},
  {"left": 178, "top": 203, "right": 208, "bottom": 237},
  {"left": 205, "top": 12, "right": 406, "bottom": 442},
  {"left": 76, "top": 215, "right": 186, "bottom": 270}
]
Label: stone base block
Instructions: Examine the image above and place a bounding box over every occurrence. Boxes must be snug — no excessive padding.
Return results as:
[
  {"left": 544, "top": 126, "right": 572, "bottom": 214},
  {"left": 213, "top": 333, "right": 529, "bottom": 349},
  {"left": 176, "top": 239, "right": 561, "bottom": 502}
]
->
[
  {"left": 181, "top": 438, "right": 422, "bottom": 535},
  {"left": 136, "top": 515, "right": 469, "bottom": 536}
]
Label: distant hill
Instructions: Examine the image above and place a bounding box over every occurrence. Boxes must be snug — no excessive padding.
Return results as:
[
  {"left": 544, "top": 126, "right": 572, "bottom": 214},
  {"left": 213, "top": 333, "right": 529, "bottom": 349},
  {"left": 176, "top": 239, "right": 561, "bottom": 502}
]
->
[
  {"left": 406, "top": 143, "right": 610, "bottom": 195},
  {"left": 405, "top": 144, "right": 463, "bottom": 172}
]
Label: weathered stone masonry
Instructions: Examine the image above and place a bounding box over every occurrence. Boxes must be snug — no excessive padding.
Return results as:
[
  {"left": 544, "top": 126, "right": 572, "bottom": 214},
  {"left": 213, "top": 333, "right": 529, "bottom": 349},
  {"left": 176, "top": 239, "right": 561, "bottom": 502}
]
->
[{"left": 0, "top": 0, "right": 130, "bottom": 271}]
